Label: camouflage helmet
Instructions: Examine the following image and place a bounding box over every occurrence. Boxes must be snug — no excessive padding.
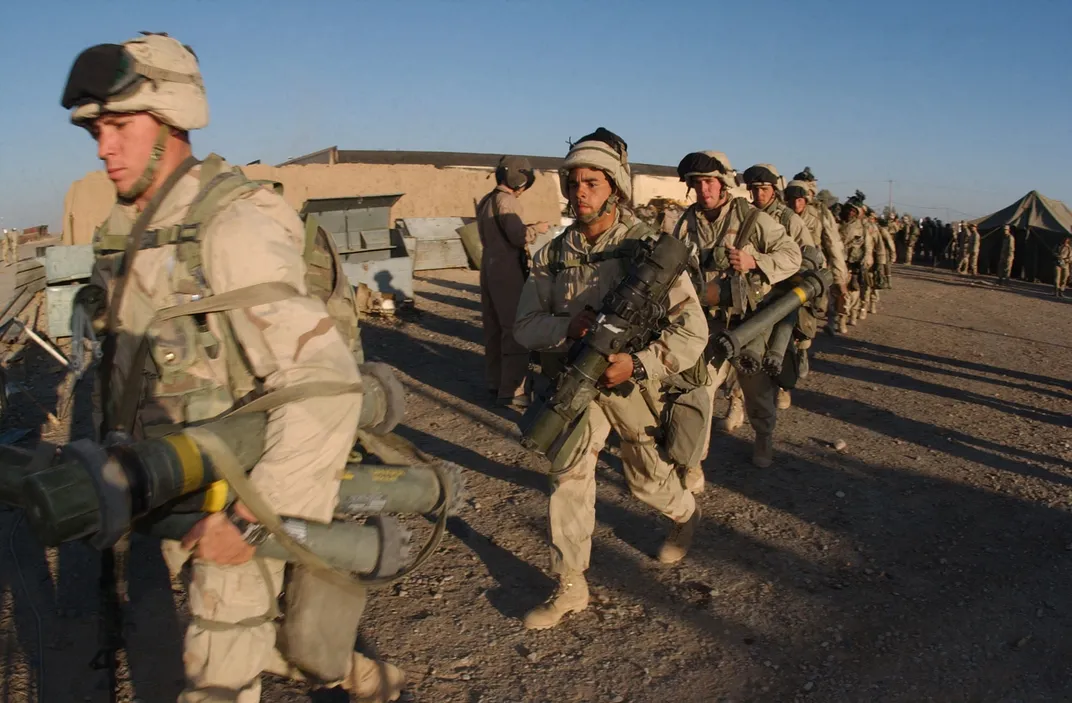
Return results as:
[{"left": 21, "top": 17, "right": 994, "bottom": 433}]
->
[
  {"left": 743, "top": 163, "right": 786, "bottom": 192},
  {"left": 63, "top": 33, "right": 208, "bottom": 131},
  {"left": 559, "top": 127, "right": 632, "bottom": 203},
  {"left": 677, "top": 151, "right": 738, "bottom": 193},
  {"left": 784, "top": 181, "right": 810, "bottom": 204}
]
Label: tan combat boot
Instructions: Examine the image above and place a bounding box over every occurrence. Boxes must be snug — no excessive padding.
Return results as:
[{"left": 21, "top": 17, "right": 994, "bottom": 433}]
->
[
  {"left": 523, "top": 573, "right": 589, "bottom": 630},
  {"left": 658, "top": 506, "right": 700, "bottom": 564},
  {"left": 837, "top": 317, "right": 848, "bottom": 334},
  {"left": 848, "top": 310, "right": 858, "bottom": 326},
  {"left": 342, "top": 653, "right": 406, "bottom": 703},
  {"left": 776, "top": 388, "right": 792, "bottom": 410},
  {"left": 719, "top": 396, "right": 745, "bottom": 432},
  {"left": 682, "top": 465, "right": 705, "bottom": 494},
  {"left": 868, "top": 299, "right": 878, "bottom": 314},
  {"left": 858, "top": 306, "right": 868, "bottom": 321},
  {"left": 752, "top": 434, "right": 774, "bottom": 468}
]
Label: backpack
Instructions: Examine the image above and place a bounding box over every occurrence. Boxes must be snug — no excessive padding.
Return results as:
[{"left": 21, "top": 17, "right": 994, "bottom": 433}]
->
[{"left": 94, "top": 154, "right": 363, "bottom": 431}]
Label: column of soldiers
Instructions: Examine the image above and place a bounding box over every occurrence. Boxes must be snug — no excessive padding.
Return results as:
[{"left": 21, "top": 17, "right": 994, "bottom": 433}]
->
[
  {"left": 38, "top": 28, "right": 1072, "bottom": 703},
  {"left": 479, "top": 134, "right": 924, "bottom": 631}
]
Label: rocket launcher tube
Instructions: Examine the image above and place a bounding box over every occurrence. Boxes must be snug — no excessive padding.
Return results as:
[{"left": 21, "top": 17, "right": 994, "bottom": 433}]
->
[
  {"left": 762, "top": 310, "right": 799, "bottom": 377},
  {"left": 135, "top": 512, "right": 408, "bottom": 577},
  {"left": 714, "top": 268, "right": 831, "bottom": 364}
]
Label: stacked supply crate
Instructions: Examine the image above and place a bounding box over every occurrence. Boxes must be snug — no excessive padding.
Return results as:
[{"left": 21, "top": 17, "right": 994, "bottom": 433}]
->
[{"left": 44, "top": 245, "right": 95, "bottom": 338}]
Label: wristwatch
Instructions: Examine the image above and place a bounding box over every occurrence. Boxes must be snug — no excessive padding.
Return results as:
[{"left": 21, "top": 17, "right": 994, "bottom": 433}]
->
[
  {"left": 630, "top": 354, "right": 647, "bottom": 382},
  {"left": 225, "top": 503, "right": 270, "bottom": 547}
]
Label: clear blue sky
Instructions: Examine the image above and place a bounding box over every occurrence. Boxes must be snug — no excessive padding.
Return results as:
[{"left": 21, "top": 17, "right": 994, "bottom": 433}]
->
[{"left": 2, "top": 0, "right": 1070, "bottom": 230}]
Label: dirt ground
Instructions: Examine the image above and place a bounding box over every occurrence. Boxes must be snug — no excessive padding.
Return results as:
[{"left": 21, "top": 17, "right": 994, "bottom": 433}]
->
[{"left": 1, "top": 263, "right": 1070, "bottom": 703}]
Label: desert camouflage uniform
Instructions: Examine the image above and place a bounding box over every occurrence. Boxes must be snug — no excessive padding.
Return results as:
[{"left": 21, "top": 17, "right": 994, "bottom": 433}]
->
[
  {"left": 91, "top": 160, "right": 365, "bottom": 702},
  {"left": 1055, "top": 239, "right": 1072, "bottom": 297},
  {"left": 672, "top": 199, "right": 801, "bottom": 458},
  {"left": 515, "top": 211, "right": 704, "bottom": 577}
]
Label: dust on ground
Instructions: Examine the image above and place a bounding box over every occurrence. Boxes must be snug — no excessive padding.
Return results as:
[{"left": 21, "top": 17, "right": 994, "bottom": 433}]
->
[{"left": 1, "top": 264, "right": 1070, "bottom": 703}]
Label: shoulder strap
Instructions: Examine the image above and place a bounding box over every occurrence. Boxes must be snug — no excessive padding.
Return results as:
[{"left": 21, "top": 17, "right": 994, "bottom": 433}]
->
[
  {"left": 547, "top": 219, "right": 650, "bottom": 278},
  {"left": 479, "top": 190, "right": 522, "bottom": 252},
  {"left": 732, "top": 198, "right": 762, "bottom": 249}
]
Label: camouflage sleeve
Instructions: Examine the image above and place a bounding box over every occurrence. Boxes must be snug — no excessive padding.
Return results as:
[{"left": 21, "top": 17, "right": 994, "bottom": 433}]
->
[
  {"left": 787, "top": 212, "right": 817, "bottom": 249},
  {"left": 819, "top": 211, "right": 849, "bottom": 285},
  {"left": 883, "top": 229, "right": 898, "bottom": 262},
  {"left": 748, "top": 211, "right": 802, "bottom": 285},
  {"left": 863, "top": 227, "right": 875, "bottom": 268},
  {"left": 203, "top": 195, "right": 362, "bottom": 524},
  {"left": 633, "top": 272, "right": 706, "bottom": 382},
  {"left": 514, "top": 244, "right": 571, "bottom": 351}
]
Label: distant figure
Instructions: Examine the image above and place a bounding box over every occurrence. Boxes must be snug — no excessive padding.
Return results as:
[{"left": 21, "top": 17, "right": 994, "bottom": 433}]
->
[
  {"left": 476, "top": 156, "right": 549, "bottom": 409},
  {"left": 955, "top": 222, "right": 970, "bottom": 274},
  {"left": 1, "top": 228, "right": 16, "bottom": 265},
  {"left": 1055, "top": 237, "right": 1072, "bottom": 298},
  {"left": 997, "top": 225, "right": 1015, "bottom": 284},
  {"left": 967, "top": 224, "right": 981, "bottom": 276},
  {"left": 903, "top": 215, "right": 921, "bottom": 265}
]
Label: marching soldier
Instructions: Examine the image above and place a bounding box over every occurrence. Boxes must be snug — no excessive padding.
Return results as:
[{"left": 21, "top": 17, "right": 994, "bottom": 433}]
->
[
  {"left": 61, "top": 32, "right": 403, "bottom": 701},
  {"left": 515, "top": 128, "right": 705, "bottom": 629},
  {"left": 671, "top": 151, "right": 801, "bottom": 468}
]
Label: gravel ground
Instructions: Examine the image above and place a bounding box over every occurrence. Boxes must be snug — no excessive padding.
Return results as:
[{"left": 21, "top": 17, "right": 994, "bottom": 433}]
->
[{"left": 1, "top": 263, "right": 1070, "bottom": 702}]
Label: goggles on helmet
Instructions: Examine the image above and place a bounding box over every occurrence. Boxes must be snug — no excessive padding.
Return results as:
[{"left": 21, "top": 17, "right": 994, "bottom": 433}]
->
[
  {"left": 61, "top": 44, "right": 148, "bottom": 110},
  {"left": 677, "top": 152, "right": 727, "bottom": 181}
]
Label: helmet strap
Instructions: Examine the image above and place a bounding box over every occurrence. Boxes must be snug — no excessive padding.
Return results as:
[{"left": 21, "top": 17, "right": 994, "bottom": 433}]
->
[
  {"left": 577, "top": 193, "right": 618, "bottom": 224},
  {"left": 118, "top": 123, "right": 170, "bottom": 202}
]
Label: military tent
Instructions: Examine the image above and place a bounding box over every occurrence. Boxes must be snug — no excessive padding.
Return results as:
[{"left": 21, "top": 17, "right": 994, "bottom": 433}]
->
[{"left": 971, "top": 190, "right": 1072, "bottom": 282}]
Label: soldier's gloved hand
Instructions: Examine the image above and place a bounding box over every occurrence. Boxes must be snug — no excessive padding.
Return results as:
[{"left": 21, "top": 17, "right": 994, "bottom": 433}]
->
[
  {"left": 181, "top": 508, "right": 256, "bottom": 565},
  {"left": 728, "top": 246, "right": 757, "bottom": 273},
  {"left": 601, "top": 353, "right": 634, "bottom": 388},
  {"left": 568, "top": 308, "right": 598, "bottom": 340}
]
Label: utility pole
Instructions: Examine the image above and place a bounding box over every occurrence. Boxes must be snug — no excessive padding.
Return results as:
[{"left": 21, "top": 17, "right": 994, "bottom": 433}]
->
[{"left": 888, "top": 179, "right": 893, "bottom": 217}]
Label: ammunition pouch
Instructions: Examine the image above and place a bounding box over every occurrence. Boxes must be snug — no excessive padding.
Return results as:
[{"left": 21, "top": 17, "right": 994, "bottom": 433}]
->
[
  {"left": 775, "top": 342, "right": 801, "bottom": 390},
  {"left": 661, "top": 382, "right": 711, "bottom": 468},
  {"left": 280, "top": 566, "right": 367, "bottom": 684},
  {"left": 795, "top": 306, "right": 818, "bottom": 340}
]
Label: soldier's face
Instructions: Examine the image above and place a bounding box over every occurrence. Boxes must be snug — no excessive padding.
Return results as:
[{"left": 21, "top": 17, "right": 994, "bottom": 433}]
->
[
  {"left": 691, "top": 176, "right": 723, "bottom": 210},
  {"left": 749, "top": 183, "right": 776, "bottom": 208},
  {"left": 790, "top": 197, "right": 807, "bottom": 215},
  {"left": 91, "top": 112, "right": 161, "bottom": 194},
  {"left": 567, "top": 168, "right": 613, "bottom": 219}
]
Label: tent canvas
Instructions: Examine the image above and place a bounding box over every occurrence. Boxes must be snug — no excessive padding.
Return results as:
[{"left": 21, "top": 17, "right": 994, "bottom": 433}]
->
[{"left": 971, "top": 190, "right": 1072, "bottom": 283}]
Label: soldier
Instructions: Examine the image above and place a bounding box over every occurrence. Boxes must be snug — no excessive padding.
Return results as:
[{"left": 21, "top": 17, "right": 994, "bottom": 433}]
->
[
  {"left": 61, "top": 33, "right": 403, "bottom": 701},
  {"left": 839, "top": 200, "right": 872, "bottom": 329},
  {"left": 955, "top": 222, "right": 971, "bottom": 274},
  {"left": 742, "top": 164, "right": 815, "bottom": 248},
  {"left": 857, "top": 209, "right": 880, "bottom": 320},
  {"left": 741, "top": 165, "right": 813, "bottom": 410},
  {"left": 967, "top": 224, "right": 982, "bottom": 276},
  {"left": 903, "top": 215, "right": 921, "bottom": 265},
  {"left": 786, "top": 171, "right": 849, "bottom": 337},
  {"left": 671, "top": 151, "right": 801, "bottom": 467},
  {"left": 997, "top": 225, "right": 1016, "bottom": 284},
  {"left": 1055, "top": 237, "right": 1072, "bottom": 298},
  {"left": 865, "top": 214, "right": 896, "bottom": 314},
  {"left": 476, "top": 156, "right": 549, "bottom": 409},
  {"left": 514, "top": 128, "right": 705, "bottom": 629}
]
